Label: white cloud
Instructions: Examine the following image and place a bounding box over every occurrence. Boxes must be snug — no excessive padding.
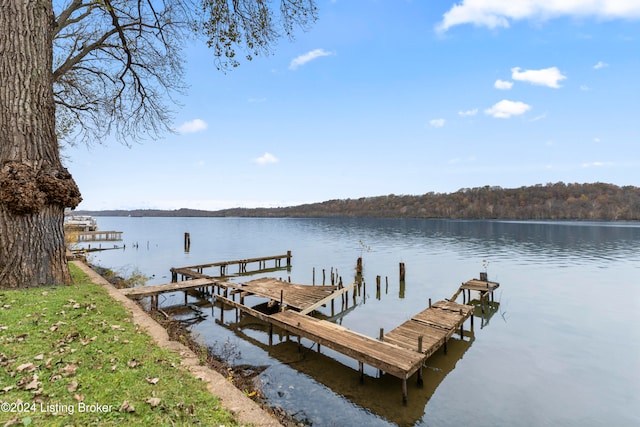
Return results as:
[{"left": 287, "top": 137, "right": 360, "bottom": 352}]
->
[
  {"left": 485, "top": 99, "right": 531, "bottom": 118},
  {"left": 253, "top": 152, "right": 279, "bottom": 165},
  {"left": 177, "top": 118, "right": 208, "bottom": 134},
  {"left": 458, "top": 108, "right": 478, "bottom": 117},
  {"left": 511, "top": 66, "right": 566, "bottom": 88},
  {"left": 494, "top": 79, "right": 513, "bottom": 90},
  {"left": 593, "top": 61, "right": 609, "bottom": 69},
  {"left": 289, "top": 49, "right": 334, "bottom": 70},
  {"left": 436, "top": 0, "right": 640, "bottom": 33},
  {"left": 580, "top": 85, "right": 590, "bottom": 91},
  {"left": 429, "top": 118, "right": 446, "bottom": 128}
]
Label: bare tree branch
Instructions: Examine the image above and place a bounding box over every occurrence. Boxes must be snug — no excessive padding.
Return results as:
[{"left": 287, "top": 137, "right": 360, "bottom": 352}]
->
[{"left": 52, "top": 0, "right": 317, "bottom": 145}]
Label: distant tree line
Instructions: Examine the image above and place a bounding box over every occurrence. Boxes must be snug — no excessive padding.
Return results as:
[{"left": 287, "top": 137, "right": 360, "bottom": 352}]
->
[{"left": 81, "top": 182, "right": 640, "bottom": 221}]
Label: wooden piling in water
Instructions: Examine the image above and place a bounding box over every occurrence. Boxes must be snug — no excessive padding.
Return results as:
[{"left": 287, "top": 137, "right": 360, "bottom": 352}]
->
[
  {"left": 399, "top": 262, "right": 405, "bottom": 281},
  {"left": 184, "top": 232, "right": 190, "bottom": 252}
]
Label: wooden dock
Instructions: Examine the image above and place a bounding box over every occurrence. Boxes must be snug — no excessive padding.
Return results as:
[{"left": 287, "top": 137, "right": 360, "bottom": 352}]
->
[
  {"left": 450, "top": 276, "right": 500, "bottom": 312},
  {"left": 384, "top": 300, "right": 474, "bottom": 359},
  {"left": 120, "top": 278, "right": 215, "bottom": 310},
  {"left": 215, "top": 288, "right": 473, "bottom": 402},
  {"left": 219, "top": 277, "right": 356, "bottom": 315},
  {"left": 118, "top": 254, "right": 500, "bottom": 403},
  {"left": 71, "top": 230, "right": 123, "bottom": 242},
  {"left": 170, "top": 251, "right": 292, "bottom": 281}
]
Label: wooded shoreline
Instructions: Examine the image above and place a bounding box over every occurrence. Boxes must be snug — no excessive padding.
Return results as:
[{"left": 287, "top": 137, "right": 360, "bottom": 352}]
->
[{"left": 74, "top": 182, "right": 640, "bottom": 221}]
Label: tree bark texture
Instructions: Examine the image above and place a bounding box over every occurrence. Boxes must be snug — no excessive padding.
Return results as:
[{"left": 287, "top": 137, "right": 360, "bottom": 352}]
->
[{"left": 0, "top": 0, "right": 80, "bottom": 288}]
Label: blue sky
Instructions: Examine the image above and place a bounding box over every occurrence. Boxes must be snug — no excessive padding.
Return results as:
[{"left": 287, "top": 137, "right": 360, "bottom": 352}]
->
[{"left": 67, "top": 0, "right": 640, "bottom": 211}]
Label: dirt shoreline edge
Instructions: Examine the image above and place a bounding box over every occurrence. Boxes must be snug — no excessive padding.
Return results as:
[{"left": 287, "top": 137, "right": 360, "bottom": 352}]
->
[{"left": 71, "top": 260, "right": 282, "bottom": 427}]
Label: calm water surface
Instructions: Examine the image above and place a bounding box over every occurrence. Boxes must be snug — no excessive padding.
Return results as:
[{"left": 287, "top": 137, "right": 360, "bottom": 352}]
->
[{"left": 83, "top": 217, "right": 640, "bottom": 426}]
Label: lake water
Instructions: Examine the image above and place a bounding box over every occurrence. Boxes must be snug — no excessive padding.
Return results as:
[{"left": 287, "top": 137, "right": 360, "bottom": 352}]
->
[{"left": 80, "top": 217, "right": 640, "bottom": 426}]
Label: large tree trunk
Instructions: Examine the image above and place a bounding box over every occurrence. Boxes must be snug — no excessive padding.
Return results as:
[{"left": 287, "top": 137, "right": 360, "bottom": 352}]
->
[{"left": 0, "top": 0, "right": 81, "bottom": 288}]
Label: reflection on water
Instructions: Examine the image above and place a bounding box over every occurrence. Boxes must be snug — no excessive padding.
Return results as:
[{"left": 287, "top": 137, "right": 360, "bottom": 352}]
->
[{"left": 84, "top": 217, "right": 640, "bottom": 426}]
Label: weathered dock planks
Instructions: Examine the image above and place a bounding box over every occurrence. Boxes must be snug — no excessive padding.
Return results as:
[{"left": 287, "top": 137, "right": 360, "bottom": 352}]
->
[
  {"left": 120, "top": 278, "right": 215, "bottom": 310},
  {"left": 450, "top": 277, "right": 500, "bottom": 310},
  {"left": 170, "top": 252, "right": 292, "bottom": 281},
  {"left": 221, "top": 277, "right": 347, "bottom": 313},
  {"left": 215, "top": 289, "right": 474, "bottom": 402},
  {"left": 117, "top": 253, "right": 497, "bottom": 403},
  {"left": 269, "top": 310, "right": 425, "bottom": 380},
  {"left": 384, "top": 301, "right": 473, "bottom": 359}
]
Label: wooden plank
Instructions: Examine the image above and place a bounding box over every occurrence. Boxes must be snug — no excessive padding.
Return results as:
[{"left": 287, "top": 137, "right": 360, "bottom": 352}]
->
[
  {"left": 299, "top": 282, "right": 357, "bottom": 315},
  {"left": 431, "top": 300, "right": 474, "bottom": 314},
  {"left": 120, "top": 278, "right": 214, "bottom": 298},
  {"left": 412, "top": 309, "right": 463, "bottom": 330},
  {"left": 222, "top": 278, "right": 337, "bottom": 312},
  {"left": 270, "top": 310, "right": 425, "bottom": 379},
  {"left": 461, "top": 279, "right": 500, "bottom": 292},
  {"left": 215, "top": 295, "right": 273, "bottom": 323},
  {"left": 176, "top": 253, "right": 291, "bottom": 271},
  {"left": 384, "top": 300, "right": 473, "bottom": 359}
]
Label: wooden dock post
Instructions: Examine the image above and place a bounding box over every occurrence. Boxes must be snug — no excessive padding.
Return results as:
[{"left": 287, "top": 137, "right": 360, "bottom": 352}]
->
[
  {"left": 399, "top": 262, "right": 405, "bottom": 281},
  {"left": 402, "top": 379, "right": 408, "bottom": 405},
  {"left": 417, "top": 336, "right": 424, "bottom": 386},
  {"left": 376, "top": 275, "right": 381, "bottom": 299},
  {"left": 378, "top": 328, "right": 384, "bottom": 378},
  {"left": 184, "top": 232, "right": 190, "bottom": 252},
  {"left": 286, "top": 250, "right": 291, "bottom": 268}
]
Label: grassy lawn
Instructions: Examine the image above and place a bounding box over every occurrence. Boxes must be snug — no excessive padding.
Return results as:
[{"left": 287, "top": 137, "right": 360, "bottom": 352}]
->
[{"left": 0, "top": 264, "right": 240, "bottom": 426}]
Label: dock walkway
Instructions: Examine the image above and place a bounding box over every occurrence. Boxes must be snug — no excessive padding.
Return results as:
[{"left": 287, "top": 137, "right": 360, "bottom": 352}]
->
[
  {"left": 216, "top": 291, "right": 472, "bottom": 402},
  {"left": 271, "top": 310, "right": 425, "bottom": 379},
  {"left": 171, "top": 252, "right": 291, "bottom": 280},
  {"left": 450, "top": 277, "right": 500, "bottom": 311},
  {"left": 120, "top": 278, "right": 215, "bottom": 310},
  {"left": 220, "top": 277, "right": 355, "bottom": 314},
  {"left": 384, "top": 300, "right": 474, "bottom": 359}
]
